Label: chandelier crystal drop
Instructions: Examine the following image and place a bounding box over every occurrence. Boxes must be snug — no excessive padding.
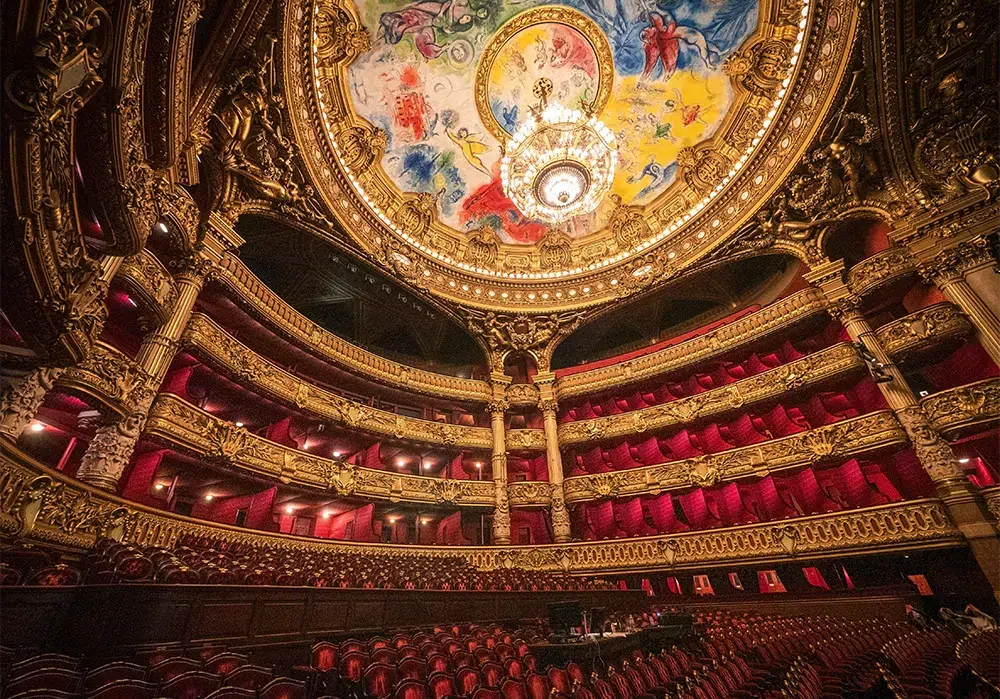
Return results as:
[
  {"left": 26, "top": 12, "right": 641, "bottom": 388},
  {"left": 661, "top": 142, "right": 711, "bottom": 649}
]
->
[{"left": 501, "top": 102, "right": 617, "bottom": 225}]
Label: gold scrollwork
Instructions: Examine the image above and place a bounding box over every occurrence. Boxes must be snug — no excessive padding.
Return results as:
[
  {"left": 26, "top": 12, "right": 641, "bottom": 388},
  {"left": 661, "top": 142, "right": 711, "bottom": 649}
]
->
[{"left": 875, "top": 303, "right": 974, "bottom": 358}]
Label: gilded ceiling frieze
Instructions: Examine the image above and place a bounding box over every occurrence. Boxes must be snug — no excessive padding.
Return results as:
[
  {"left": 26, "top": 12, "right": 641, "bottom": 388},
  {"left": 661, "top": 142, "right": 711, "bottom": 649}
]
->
[
  {"left": 213, "top": 256, "right": 493, "bottom": 402},
  {"left": 561, "top": 410, "right": 906, "bottom": 502},
  {"left": 555, "top": 287, "right": 828, "bottom": 398},
  {"left": 874, "top": 303, "right": 974, "bottom": 358},
  {"left": 184, "top": 313, "right": 513, "bottom": 449},
  {"left": 282, "top": 0, "right": 861, "bottom": 311},
  {"left": 920, "top": 378, "right": 1000, "bottom": 439},
  {"left": 559, "top": 342, "right": 864, "bottom": 444},
  {"left": 144, "top": 394, "right": 495, "bottom": 506},
  {"left": 0, "top": 448, "right": 960, "bottom": 573}
]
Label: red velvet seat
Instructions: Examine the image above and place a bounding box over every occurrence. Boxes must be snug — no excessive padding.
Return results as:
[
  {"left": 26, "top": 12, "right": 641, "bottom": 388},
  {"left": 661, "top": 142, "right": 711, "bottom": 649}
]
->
[
  {"left": 565, "top": 663, "right": 586, "bottom": 687},
  {"left": 494, "top": 644, "right": 516, "bottom": 661},
  {"left": 204, "top": 688, "right": 256, "bottom": 699},
  {"left": 223, "top": 665, "right": 273, "bottom": 690},
  {"left": 473, "top": 688, "right": 503, "bottom": 699},
  {"left": 525, "top": 672, "right": 552, "bottom": 699},
  {"left": 311, "top": 642, "right": 338, "bottom": 672},
  {"left": 457, "top": 665, "right": 482, "bottom": 695},
  {"left": 428, "top": 671, "right": 460, "bottom": 699},
  {"left": 372, "top": 648, "right": 399, "bottom": 665},
  {"left": 7, "top": 653, "right": 79, "bottom": 678},
  {"left": 339, "top": 651, "right": 370, "bottom": 683},
  {"left": 149, "top": 657, "right": 202, "bottom": 683},
  {"left": 400, "top": 647, "right": 422, "bottom": 659},
  {"left": 503, "top": 658, "right": 525, "bottom": 680},
  {"left": 480, "top": 661, "right": 505, "bottom": 688},
  {"left": 86, "top": 680, "right": 159, "bottom": 699},
  {"left": 547, "top": 666, "right": 572, "bottom": 695},
  {"left": 363, "top": 662, "right": 397, "bottom": 699},
  {"left": 341, "top": 640, "right": 366, "bottom": 653},
  {"left": 452, "top": 651, "right": 474, "bottom": 669},
  {"left": 474, "top": 647, "right": 495, "bottom": 666},
  {"left": 159, "top": 671, "right": 222, "bottom": 699},
  {"left": 395, "top": 679, "right": 430, "bottom": 699},
  {"left": 83, "top": 662, "right": 146, "bottom": 692},
  {"left": 204, "top": 653, "right": 247, "bottom": 675},
  {"left": 258, "top": 677, "right": 307, "bottom": 699},
  {"left": 500, "top": 679, "right": 529, "bottom": 699},
  {"left": 427, "top": 654, "right": 451, "bottom": 675},
  {"left": 27, "top": 564, "right": 81, "bottom": 586},
  {"left": 5, "top": 669, "right": 81, "bottom": 695},
  {"left": 398, "top": 658, "right": 428, "bottom": 681}
]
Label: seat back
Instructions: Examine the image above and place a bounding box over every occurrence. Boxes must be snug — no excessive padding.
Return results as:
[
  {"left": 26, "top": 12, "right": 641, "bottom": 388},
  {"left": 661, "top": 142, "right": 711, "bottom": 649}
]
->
[
  {"left": 223, "top": 665, "right": 273, "bottom": 690},
  {"left": 500, "top": 679, "right": 529, "bottom": 699},
  {"left": 85, "top": 679, "right": 159, "bottom": 699},
  {"left": 149, "top": 657, "right": 201, "bottom": 683},
  {"left": 159, "top": 671, "right": 222, "bottom": 699},
  {"left": 204, "top": 653, "right": 247, "bottom": 675},
  {"left": 394, "top": 679, "right": 430, "bottom": 699},
  {"left": 258, "top": 677, "right": 307, "bottom": 699},
  {"left": 428, "top": 671, "right": 458, "bottom": 699},
  {"left": 83, "top": 662, "right": 146, "bottom": 692},
  {"left": 363, "top": 662, "right": 397, "bottom": 699},
  {"left": 457, "top": 665, "right": 481, "bottom": 695},
  {"left": 311, "top": 642, "right": 338, "bottom": 671},
  {"left": 481, "top": 661, "right": 505, "bottom": 688},
  {"left": 525, "top": 672, "right": 552, "bottom": 699}
]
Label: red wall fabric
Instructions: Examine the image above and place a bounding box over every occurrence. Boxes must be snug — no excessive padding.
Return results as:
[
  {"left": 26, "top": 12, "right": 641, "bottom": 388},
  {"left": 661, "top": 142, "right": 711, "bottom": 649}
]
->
[
  {"left": 510, "top": 510, "right": 553, "bottom": 545},
  {"left": 121, "top": 450, "right": 166, "bottom": 505},
  {"left": 324, "top": 503, "right": 377, "bottom": 542},
  {"left": 758, "top": 570, "right": 786, "bottom": 593},
  {"left": 201, "top": 487, "right": 277, "bottom": 528},
  {"left": 160, "top": 366, "right": 197, "bottom": 399},
  {"left": 265, "top": 417, "right": 298, "bottom": 448},
  {"left": 436, "top": 512, "right": 474, "bottom": 545},
  {"left": 802, "top": 567, "right": 829, "bottom": 590}
]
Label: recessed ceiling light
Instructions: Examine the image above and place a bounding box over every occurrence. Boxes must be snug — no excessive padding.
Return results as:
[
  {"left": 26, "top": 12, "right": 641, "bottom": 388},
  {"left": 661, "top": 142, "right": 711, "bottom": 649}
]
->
[
  {"left": 235, "top": 421, "right": 244, "bottom": 428},
  {"left": 333, "top": 451, "right": 342, "bottom": 458},
  {"left": 396, "top": 458, "right": 406, "bottom": 467},
  {"left": 285, "top": 505, "right": 294, "bottom": 514},
  {"left": 29, "top": 422, "right": 45, "bottom": 432},
  {"left": 322, "top": 511, "right": 331, "bottom": 519},
  {"left": 205, "top": 494, "right": 214, "bottom": 501},
  {"left": 154, "top": 484, "right": 165, "bottom": 491},
  {"left": 958, "top": 457, "right": 970, "bottom": 463}
]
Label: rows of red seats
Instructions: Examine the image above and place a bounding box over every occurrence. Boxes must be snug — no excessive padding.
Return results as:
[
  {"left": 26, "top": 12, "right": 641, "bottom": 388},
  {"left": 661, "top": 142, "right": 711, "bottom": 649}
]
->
[
  {"left": 0, "top": 646, "right": 307, "bottom": 699},
  {"left": 78, "top": 538, "right": 612, "bottom": 591},
  {"left": 956, "top": 629, "right": 999, "bottom": 691},
  {"left": 558, "top": 323, "right": 845, "bottom": 423},
  {"left": 0, "top": 544, "right": 82, "bottom": 587}
]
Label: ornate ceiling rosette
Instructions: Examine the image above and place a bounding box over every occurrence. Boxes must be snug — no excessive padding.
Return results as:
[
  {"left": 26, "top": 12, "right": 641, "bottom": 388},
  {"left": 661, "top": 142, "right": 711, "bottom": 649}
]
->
[{"left": 285, "top": 0, "right": 859, "bottom": 311}]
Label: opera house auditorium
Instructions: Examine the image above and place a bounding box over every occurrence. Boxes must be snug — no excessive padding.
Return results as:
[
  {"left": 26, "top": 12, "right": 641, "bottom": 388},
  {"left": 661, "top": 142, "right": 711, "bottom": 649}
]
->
[{"left": 1, "top": 0, "right": 998, "bottom": 695}]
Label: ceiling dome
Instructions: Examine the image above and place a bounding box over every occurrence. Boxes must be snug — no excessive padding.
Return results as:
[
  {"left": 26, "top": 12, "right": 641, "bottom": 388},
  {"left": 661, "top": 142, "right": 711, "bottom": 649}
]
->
[{"left": 286, "top": 0, "right": 853, "bottom": 310}]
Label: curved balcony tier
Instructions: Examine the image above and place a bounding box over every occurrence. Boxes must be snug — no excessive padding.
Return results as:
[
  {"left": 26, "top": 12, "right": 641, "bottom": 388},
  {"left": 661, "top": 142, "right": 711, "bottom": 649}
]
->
[
  {"left": 0, "top": 447, "right": 963, "bottom": 574},
  {"left": 562, "top": 411, "right": 907, "bottom": 503}
]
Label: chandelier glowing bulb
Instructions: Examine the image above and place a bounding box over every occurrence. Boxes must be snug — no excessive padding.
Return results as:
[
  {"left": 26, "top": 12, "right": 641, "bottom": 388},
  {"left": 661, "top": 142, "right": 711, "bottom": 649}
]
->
[{"left": 501, "top": 83, "right": 617, "bottom": 225}]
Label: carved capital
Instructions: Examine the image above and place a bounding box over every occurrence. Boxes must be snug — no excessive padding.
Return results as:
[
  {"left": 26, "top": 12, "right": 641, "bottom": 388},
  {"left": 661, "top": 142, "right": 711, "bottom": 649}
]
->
[
  {"left": 0, "top": 368, "right": 66, "bottom": 439},
  {"left": 895, "top": 405, "right": 967, "bottom": 484},
  {"left": 827, "top": 294, "right": 865, "bottom": 324},
  {"left": 919, "top": 238, "right": 996, "bottom": 286}
]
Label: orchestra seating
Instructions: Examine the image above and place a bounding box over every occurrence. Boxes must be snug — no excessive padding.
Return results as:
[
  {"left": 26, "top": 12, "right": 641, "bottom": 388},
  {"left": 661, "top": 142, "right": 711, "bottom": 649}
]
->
[{"left": 1, "top": 611, "right": 995, "bottom": 698}]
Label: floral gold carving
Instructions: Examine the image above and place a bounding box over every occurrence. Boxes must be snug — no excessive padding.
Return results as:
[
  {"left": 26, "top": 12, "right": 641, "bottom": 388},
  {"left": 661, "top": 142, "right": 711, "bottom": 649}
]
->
[{"left": 875, "top": 303, "right": 973, "bottom": 357}]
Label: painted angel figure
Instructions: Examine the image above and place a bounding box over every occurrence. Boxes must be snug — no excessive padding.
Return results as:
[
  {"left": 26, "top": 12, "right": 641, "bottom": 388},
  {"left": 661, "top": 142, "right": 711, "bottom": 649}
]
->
[{"left": 640, "top": 11, "right": 720, "bottom": 81}]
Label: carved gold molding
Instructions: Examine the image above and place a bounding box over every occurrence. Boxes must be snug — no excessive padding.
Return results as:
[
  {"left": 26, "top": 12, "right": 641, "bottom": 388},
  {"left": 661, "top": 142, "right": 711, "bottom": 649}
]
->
[
  {"left": 144, "top": 394, "right": 495, "bottom": 506},
  {"left": 556, "top": 288, "right": 829, "bottom": 399},
  {"left": 846, "top": 247, "right": 918, "bottom": 298},
  {"left": 55, "top": 343, "right": 156, "bottom": 418},
  {"left": 921, "top": 378, "right": 1000, "bottom": 439},
  {"left": 559, "top": 342, "right": 864, "bottom": 445},
  {"left": 213, "top": 256, "right": 492, "bottom": 403},
  {"left": 0, "top": 447, "right": 962, "bottom": 573},
  {"left": 507, "top": 481, "right": 554, "bottom": 508},
  {"left": 117, "top": 250, "right": 178, "bottom": 324},
  {"left": 562, "top": 410, "right": 906, "bottom": 502},
  {"left": 184, "top": 313, "right": 509, "bottom": 449},
  {"left": 874, "top": 303, "right": 974, "bottom": 359}
]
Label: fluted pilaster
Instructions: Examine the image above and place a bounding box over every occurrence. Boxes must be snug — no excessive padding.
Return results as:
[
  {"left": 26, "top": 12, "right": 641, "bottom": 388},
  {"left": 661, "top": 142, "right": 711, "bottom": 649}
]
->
[{"left": 539, "top": 388, "right": 571, "bottom": 543}]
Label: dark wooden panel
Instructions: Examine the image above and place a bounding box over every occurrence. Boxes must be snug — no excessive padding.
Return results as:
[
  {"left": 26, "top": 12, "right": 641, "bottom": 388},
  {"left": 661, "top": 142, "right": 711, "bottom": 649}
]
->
[
  {"left": 305, "top": 600, "right": 350, "bottom": 633},
  {"left": 255, "top": 600, "right": 307, "bottom": 637},
  {"left": 195, "top": 601, "right": 254, "bottom": 639}
]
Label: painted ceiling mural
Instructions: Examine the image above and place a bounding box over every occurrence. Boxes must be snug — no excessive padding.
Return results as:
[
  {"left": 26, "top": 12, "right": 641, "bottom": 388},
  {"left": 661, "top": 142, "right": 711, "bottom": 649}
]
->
[{"left": 346, "top": 0, "right": 759, "bottom": 245}]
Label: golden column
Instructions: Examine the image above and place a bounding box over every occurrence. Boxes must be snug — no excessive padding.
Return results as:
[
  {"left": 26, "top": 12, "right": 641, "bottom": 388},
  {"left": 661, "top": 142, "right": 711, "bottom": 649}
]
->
[
  {"left": 488, "top": 389, "right": 512, "bottom": 545},
  {"left": 76, "top": 253, "right": 216, "bottom": 491},
  {"left": 826, "top": 293, "right": 999, "bottom": 596},
  {"left": 0, "top": 256, "right": 123, "bottom": 439},
  {"left": 536, "top": 373, "right": 572, "bottom": 543},
  {"left": 918, "top": 238, "right": 1000, "bottom": 366}
]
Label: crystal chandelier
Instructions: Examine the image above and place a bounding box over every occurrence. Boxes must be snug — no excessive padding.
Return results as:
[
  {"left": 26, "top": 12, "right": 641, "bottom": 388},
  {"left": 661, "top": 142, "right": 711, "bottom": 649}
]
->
[{"left": 501, "top": 80, "right": 617, "bottom": 225}]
